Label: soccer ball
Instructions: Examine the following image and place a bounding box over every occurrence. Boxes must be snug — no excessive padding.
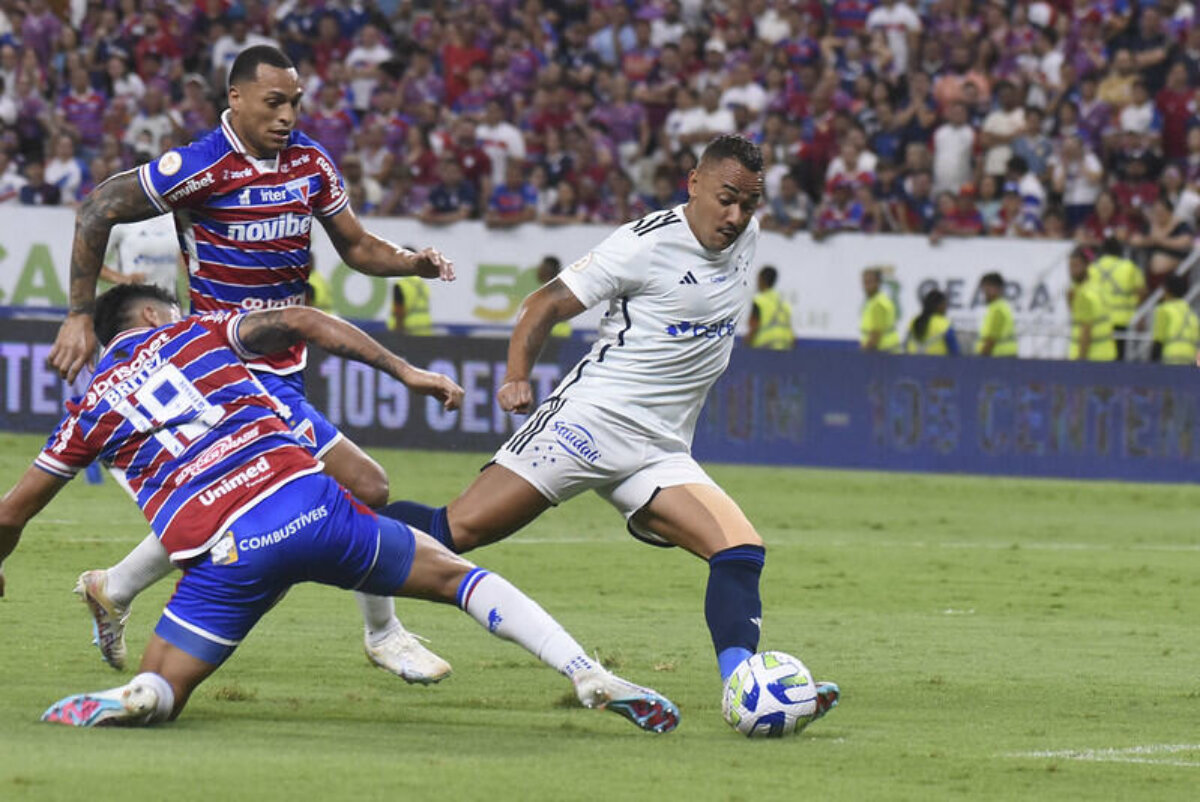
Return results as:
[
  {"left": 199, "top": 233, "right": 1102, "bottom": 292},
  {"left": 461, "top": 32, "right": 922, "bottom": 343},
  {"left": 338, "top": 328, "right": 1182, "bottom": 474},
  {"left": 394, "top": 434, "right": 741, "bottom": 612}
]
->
[{"left": 721, "top": 651, "right": 818, "bottom": 738}]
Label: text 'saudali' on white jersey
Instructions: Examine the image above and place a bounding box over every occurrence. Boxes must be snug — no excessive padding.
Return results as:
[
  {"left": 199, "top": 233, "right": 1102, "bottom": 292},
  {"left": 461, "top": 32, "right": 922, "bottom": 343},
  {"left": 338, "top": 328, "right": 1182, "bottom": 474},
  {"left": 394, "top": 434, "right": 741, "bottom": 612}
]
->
[{"left": 555, "top": 205, "right": 758, "bottom": 445}]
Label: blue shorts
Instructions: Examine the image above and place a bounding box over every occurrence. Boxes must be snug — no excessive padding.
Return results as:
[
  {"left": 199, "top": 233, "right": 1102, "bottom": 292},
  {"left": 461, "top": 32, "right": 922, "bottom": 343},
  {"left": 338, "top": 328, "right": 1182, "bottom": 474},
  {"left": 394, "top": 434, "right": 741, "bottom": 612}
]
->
[
  {"left": 155, "top": 474, "right": 415, "bottom": 665},
  {"left": 256, "top": 370, "right": 342, "bottom": 458}
]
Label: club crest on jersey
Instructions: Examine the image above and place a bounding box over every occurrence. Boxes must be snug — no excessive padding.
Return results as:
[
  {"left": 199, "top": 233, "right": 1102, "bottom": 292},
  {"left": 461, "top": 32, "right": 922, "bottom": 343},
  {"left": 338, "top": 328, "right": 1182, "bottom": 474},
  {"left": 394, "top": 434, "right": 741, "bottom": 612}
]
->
[
  {"left": 210, "top": 531, "right": 238, "bottom": 565},
  {"left": 552, "top": 421, "right": 601, "bottom": 463},
  {"left": 665, "top": 318, "right": 737, "bottom": 339},
  {"left": 158, "top": 151, "right": 182, "bottom": 176}
]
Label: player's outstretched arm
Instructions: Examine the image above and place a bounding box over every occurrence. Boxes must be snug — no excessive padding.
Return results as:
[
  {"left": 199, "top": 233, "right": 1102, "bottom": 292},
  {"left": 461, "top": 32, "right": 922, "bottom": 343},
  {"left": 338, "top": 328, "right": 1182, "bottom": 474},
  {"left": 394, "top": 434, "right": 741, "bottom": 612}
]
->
[
  {"left": 321, "top": 206, "right": 455, "bottom": 281},
  {"left": 498, "top": 279, "right": 586, "bottom": 413},
  {"left": 48, "top": 170, "right": 164, "bottom": 382},
  {"left": 237, "top": 307, "right": 465, "bottom": 410},
  {"left": 0, "top": 467, "right": 69, "bottom": 596}
]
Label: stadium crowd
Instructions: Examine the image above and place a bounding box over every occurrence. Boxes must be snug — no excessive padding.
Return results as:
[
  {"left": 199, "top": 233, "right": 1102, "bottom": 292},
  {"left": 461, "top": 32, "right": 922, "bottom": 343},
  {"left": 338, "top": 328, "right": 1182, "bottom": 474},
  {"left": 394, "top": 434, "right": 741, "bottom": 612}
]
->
[{"left": 0, "top": 0, "right": 1198, "bottom": 272}]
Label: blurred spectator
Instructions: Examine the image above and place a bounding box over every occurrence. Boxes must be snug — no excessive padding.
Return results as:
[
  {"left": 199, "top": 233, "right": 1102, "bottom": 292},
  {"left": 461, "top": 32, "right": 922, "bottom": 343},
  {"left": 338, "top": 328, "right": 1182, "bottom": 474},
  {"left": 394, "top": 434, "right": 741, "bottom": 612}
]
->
[
  {"left": 897, "top": 168, "right": 936, "bottom": 233},
  {"left": 976, "top": 272, "right": 1018, "bottom": 357},
  {"left": 211, "top": 14, "right": 278, "bottom": 83},
  {"left": 1051, "top": 136, "right": 1105, "bottom": 230},
  {"left": 300, "top": 81, "right": 356, "bottom": 164},
  {"left": 345, "top": 24, "right": 393, "bottom": 114},
  {"left": 17, "top": 158, "right": 59, "bottom": 205},
  {"left": 57, "top": 65, "right": 105, "bottom": 155},
  {"left": 681, "top": 85, "right": 735, "bottom": 159},
  {"left": 931, "top": 101, "right": 974, "bottom": 196},
  {"left": 1161, "top": 164, "right": 1200, "bottom": 225},
  {"left": 860, "top": 266, "right": 900, "bottom": 352},
  {"left": 980, "top": 81, "right": 1025, "bottom": 177},
  {"left": 1155, "top": 62, "right": 1194, "bottom": 162},
  {"left": 931, "top": 189, "right": 983, "bottom": 242},
  {"left": 485, "top": 159, "right": 538, "bottom": 228},
  {"left": 1132, "top": 196, "right": 1195, "bottom": 292},
  {"left": 123, "top": 86, "right": 182, "bottom": 162},
  {"left": 760, "top": 172, "right": 810, "bottom": 236},
  {"left": 541, "top": 179, "right": 587, "bottom": 226},
  {"left": 0, "top": 149, "right": 26, "bottom": 203},
  {"left": 340, "top": 153, "right": 382, "bottom": 215},
  {"left": 867, "top": 0, "right": 921, "bottom": 77},
  {"left": 44, "top": 132, "right": 84, "bottom": 203},
  {"left": 418, "top": 157, "right": 477, "bottom": 225},
  {"left": 1011, "top": 107, "right": 1053, "bottom": 178},
  {"left": 813, "top": 177, "right": 865, "bottom": 240}
]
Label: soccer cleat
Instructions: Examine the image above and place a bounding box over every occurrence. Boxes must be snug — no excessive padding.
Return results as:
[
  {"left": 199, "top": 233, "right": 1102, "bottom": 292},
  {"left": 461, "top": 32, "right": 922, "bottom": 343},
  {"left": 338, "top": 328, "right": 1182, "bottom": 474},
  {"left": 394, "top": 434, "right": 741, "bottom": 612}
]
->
[
  {"left": 74, "top": 570, "right": 130, "bottom": 670},
  {"left": 798, "top": 681, "right": 840, "bottom": 732},
  {"left": 364, "top": 626, "right": 452, "bottom": 684},
  {"left": 573, "top": 667, "right": 680, "bottom": 734},
  {"left": 41, "top": 681, "right": 160, "bottom": 728}
]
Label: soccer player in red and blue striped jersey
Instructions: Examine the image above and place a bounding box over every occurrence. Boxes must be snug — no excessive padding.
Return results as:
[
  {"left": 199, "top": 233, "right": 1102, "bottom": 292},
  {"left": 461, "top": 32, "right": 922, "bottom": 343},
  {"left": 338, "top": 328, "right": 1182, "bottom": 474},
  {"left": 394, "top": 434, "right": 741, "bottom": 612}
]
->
[
  {"left": 47, "top": 46, "right": 455, "bottom": 682},
  {"left": 2, "top": 285, "right": 678, "bottom": 732}
]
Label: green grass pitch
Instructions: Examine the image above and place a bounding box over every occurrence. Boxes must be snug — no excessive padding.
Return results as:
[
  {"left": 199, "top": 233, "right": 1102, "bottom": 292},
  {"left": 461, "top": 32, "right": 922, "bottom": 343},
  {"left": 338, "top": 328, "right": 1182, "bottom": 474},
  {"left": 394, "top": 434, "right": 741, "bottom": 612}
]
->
[{"left": 0, "top": 431, "right": 1197, "bottom": 801}]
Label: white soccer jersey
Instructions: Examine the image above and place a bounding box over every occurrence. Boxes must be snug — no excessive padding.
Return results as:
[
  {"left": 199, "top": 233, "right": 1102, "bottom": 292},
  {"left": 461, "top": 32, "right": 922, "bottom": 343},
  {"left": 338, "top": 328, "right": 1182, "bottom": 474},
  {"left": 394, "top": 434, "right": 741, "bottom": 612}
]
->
[
  {"left": 105, "top": 214, "right": 182, "bottom": 294},
  {"left": 555, "top": 205, "right": 758, "bottom": 446}
]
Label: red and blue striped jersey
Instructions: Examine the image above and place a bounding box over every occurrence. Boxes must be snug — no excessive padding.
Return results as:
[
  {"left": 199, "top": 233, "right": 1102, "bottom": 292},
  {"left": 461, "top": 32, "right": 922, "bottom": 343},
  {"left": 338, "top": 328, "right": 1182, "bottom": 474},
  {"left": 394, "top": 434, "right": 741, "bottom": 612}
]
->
[
  {"left": 136, "top": 110, "right": 350, "bottom": 375},
  {"left": 35, "top": 312, "right": 321, "bottom": 561}
]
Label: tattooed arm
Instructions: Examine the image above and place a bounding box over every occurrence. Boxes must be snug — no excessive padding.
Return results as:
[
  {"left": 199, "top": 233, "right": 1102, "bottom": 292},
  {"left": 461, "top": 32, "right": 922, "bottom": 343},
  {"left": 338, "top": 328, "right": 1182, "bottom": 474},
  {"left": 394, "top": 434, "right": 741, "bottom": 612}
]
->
[
  {"left": 237, "top": 307, "right": 464, "bottom": 410},
  {"left": 48, "top": 170, "right": 165, "bottom": 381},
  {"left": 321, "top": 205, "right": 456, "bottom": 280},
  {"left": 496, "top": 279, "right": 586, "bottom": 414}
]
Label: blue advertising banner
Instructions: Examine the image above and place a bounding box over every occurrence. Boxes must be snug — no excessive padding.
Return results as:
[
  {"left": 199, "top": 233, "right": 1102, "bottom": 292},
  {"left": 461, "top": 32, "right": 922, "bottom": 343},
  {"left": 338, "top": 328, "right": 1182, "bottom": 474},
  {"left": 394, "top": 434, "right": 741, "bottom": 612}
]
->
[{"left": 1, "top": 319, "right": 1197, "bottom": 483}]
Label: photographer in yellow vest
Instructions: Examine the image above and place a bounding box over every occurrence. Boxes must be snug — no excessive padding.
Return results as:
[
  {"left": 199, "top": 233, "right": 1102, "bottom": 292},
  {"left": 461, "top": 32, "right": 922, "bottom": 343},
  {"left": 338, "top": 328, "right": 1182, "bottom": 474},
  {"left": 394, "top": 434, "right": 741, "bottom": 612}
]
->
[
  {"left": 1068, "top": 247, "right": 1117, "bottom": 361},
  {"left": 905, "top": 288, "right": 959, "bottom": 355},
  {"left": 746, "top": 265, "right": 794, "bottom": 350},
  {"left": 1151, "top": 274, "right": 1199, "bottom": 365},
  {"left": 860, "top": 267, "right": 900, "bottom": 352},
  {"left": 1088, "top": 237, "right": 1146, "bottom": 360},
  {"left": 976, "top": 272, "right": 1018, "bottom": 357},
  {"left": 539, "top": 256, "right": 573, "bottom": 338}
]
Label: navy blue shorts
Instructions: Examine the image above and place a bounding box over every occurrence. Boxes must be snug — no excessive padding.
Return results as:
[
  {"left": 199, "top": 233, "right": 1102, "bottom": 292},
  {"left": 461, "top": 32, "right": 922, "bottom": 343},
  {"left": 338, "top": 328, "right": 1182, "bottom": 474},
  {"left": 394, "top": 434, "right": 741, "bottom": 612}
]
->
[
  {"left": 155, "top": 474, "right": 415, "bottom": 665},
  {"left": 257, "top": 371, "right": 342, "bottom": 458}
]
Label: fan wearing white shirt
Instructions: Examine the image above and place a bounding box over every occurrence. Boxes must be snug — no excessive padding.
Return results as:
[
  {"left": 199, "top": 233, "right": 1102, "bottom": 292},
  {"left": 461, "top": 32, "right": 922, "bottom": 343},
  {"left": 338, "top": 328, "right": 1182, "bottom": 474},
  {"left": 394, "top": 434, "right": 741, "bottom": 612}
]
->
[
  {"left": 380, "top": 136, "right": 840, "bottom": 727},
  {"left": 476, "top": 98, "right": 528, "bottom": 189}
]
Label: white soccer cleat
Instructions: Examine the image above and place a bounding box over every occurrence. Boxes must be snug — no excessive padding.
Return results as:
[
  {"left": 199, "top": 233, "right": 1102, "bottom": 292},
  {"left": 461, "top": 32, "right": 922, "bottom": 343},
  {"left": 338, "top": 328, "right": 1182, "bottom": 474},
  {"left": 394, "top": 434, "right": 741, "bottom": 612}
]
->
[
  {"left": 41, "top": 680, "right": 160, "bottom": 727},
  {"left": 74, "top": 570, "right": 130, "bottom": 671},
  {"left": 572, "top": 666, "right": 680, "bottom": 734},
  {"left": 364, "top": 626, "right": 452, "bottom": 684}
]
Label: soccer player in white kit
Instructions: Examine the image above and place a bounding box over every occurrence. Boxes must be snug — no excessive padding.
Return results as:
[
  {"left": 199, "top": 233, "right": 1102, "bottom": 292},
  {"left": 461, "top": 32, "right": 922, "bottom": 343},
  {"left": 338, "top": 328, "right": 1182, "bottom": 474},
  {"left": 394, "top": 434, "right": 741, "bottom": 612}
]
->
[{"left": 385, "top": 135, "right": 839, "bottom": 724}]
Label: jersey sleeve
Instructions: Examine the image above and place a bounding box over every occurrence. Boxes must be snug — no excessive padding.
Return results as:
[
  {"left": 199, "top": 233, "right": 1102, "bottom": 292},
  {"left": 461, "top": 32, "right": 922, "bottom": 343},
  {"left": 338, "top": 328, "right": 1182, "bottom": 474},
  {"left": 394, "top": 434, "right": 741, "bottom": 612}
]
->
[
  {"left": 35, "top": 406, "right": 94, "bottom": 480},
  {"left": 212, "top": 311, "right": 265, "bottom": 361},
  {"left": 137, "top": 141, "right": 221, "bottom": 213},
  {"left": 557, "top": 227, "right": 650, "bottom": 309}
]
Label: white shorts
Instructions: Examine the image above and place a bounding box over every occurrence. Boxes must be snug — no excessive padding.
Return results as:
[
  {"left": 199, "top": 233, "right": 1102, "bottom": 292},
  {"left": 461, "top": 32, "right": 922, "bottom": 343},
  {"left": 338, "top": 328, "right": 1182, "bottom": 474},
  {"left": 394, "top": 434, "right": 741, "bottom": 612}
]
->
[{"left": 492, "top": 397, "right": 716, "bottom": 546}]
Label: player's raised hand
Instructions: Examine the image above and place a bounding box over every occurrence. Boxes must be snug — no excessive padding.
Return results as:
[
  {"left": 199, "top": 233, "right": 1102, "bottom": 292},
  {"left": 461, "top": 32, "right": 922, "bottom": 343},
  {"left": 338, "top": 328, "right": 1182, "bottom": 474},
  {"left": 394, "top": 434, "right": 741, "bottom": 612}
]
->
[
  {"left": 401, "top": 366, "right": 465, "bottom": 411},
  {"left": 48, "top": 314, "right": 98, "bottom": 383},
  {"left": 411, "top": 247, "right": 455, "bottom": 282},
  {"left": 497, "top": 379, "right": 534, "bottom": 414}
]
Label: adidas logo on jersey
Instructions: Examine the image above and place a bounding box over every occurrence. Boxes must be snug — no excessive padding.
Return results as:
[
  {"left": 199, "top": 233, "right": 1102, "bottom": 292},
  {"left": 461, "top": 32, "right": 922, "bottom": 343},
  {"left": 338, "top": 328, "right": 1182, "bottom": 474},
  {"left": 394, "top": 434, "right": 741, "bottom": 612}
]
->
[
  {"left": 227, "top": 213, "right": 313, "bottom": 242},
  {"left": 678, "top": 271, "right": 699, "bottom": 285}
]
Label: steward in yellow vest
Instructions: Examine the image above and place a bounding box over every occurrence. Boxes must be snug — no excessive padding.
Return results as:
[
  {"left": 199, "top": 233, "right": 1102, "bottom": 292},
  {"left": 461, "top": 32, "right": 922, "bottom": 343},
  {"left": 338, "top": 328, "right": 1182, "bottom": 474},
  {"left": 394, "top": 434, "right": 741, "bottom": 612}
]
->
[
  {"left": 389, "top": 276, "right": 433, "bottom": 335},
  {"left": 747, "top": 266, "right": 794, "bottom": 349},
  {"left": 975, "top": 272, "right": 1018, "bottom": 356},
  {"left": 305, "top": 268, "right": 333, "bottom": 312},
  {"left": 1152, "top": 274, "right": 1199, "bottom": 366},
  {"left": 538, "top": 256, "right": 573, "bottom": 338},
  {"left": 1088, "top": 238, "right": 1146, "bottom": 359},
  {"left": 1068, "top": 249, "right": 1116, "bottom": 361},
  {"left": 905, "top": 289, "right": 959, "bottom": 355},
  {"left": 860, "top": 267, "right": 900, "bottom": 352}
]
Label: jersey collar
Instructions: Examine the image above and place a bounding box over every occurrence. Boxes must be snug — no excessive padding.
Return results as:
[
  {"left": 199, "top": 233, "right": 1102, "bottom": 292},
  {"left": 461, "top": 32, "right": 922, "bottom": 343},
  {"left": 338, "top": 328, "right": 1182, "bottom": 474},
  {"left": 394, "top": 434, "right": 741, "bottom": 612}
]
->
[
  {"left": 100, "top": 327, "right": 154, "bottom": 360},
  {"left": 220, "top": 109, "right": 280, "bottom": 174}
]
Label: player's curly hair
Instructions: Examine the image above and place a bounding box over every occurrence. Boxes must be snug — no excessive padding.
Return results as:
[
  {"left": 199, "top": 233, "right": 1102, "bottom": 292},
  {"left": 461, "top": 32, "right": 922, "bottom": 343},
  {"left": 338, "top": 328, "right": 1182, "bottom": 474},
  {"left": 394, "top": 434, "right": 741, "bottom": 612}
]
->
[
  {"left": 699, "top": 134, "right": 763, "bottom": 174},
  {"left": 93, "top": 284, "right": 178, "bottom": 346}
]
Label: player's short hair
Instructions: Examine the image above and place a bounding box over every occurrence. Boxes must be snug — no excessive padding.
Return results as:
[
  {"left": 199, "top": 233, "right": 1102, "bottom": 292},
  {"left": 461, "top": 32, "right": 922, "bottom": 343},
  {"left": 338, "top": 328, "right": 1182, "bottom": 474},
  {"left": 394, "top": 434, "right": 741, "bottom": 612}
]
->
[
  {"left": 1102, "top": 236, "right": 1123, "bottom": 256},
  {"left": 981, "top": 271, "right": 1004, "bottom": 289},
  {"left": 1165, "top": 273, "right": 1189, "bottom": 298},
  {"left": 699, "top": 135, "right": 763, "bottom": 174},
  {"left": 760, "top": 266, "right": 778, "bottom": 287},
  {"left": 229, "top": 45, "right": 295, "bottom": 90},
  {"left": 94, "top": 284, "right": 178, "bottom": 346}
]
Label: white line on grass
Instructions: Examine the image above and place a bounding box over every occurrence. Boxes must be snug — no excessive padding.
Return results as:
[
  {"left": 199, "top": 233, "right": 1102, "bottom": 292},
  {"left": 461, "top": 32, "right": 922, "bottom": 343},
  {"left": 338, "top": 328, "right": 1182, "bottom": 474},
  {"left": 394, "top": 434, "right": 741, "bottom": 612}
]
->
[{"left": 1005, "top": 744, "right": 1200, "bottom": 768}]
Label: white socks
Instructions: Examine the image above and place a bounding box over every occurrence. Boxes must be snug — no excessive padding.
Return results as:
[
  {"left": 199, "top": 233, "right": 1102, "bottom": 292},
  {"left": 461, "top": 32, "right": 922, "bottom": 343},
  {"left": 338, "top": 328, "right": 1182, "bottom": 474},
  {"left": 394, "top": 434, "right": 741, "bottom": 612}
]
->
[
  {"left": 456, "top": 568, "right": 597, "bottom": 678},
  {"left": 129, "top": 672, "right": 175, "bottom": 723},
  {"left": 105, "top": 533, "right": 174, "bottom": 608},
  {"left": 355, "top": 592, "right": 402, "bottom": 644}
]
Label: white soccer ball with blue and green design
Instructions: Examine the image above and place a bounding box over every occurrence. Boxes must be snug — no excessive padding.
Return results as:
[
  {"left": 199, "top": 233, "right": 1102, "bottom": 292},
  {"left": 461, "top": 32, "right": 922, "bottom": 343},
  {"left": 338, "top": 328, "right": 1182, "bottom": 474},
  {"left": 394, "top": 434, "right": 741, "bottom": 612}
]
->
[{"left": 721, "top": 651, "right": 818, "bottom": 738}]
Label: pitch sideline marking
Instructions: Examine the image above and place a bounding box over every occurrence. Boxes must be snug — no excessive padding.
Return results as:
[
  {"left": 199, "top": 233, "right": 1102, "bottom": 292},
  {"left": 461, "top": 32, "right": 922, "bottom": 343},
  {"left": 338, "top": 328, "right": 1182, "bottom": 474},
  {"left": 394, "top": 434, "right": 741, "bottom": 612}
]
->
[{"left": 1005, "top": 743, "right": 1200, "bottom": 768}]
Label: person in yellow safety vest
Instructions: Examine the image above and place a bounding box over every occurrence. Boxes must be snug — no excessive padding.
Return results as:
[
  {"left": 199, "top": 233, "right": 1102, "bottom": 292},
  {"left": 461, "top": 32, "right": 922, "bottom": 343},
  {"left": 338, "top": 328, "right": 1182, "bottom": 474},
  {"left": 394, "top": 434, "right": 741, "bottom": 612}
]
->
[
  {"left": 976, "top": 271, "right": 1018, "bottom": 357},
  {"left": 390, "top": 275, "right": 434, "bottom": 335},
  {"left": 860, "top": 266, "right": 900, "bottom": 352},
  {"left": 305, "top": 265, "right": 334, "bottom": 312},
  {"left": 1068, "top": 247, "right": 1117, "bottom": 361},
  {"left": 1151, "top": 273, "right": 1200, "bottom": 365},
  {"left": 538, "top": 256, "right": 572, "bottom": 338},
  {"left": 1088, "top": 237, "right": 1146, "bottom": 360},
  {"left": 747, "top": 265, "right": 795, "bottom": 349},
  {"left": 905, "top": 288, "right": 959, "bottom": 355}
]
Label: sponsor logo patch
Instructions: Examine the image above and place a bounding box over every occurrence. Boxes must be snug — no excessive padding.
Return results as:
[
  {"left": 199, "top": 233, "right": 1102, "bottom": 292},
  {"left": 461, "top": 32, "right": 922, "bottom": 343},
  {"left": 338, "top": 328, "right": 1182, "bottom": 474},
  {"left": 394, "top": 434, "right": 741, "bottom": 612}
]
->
[
  {"left": 158, "top": 151, "right": 182, "bottom": 176},
  {"left": 210, "top": 531, "right": 239, "bottom": 565},
  {"left": 552, "top": 421, "right": 601, "bottom": 463}
]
